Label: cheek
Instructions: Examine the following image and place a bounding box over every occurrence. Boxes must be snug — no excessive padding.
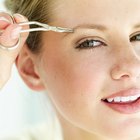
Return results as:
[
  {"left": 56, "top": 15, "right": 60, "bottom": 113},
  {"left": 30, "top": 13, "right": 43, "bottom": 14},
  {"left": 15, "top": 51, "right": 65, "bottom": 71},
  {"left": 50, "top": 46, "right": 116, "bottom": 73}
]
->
[
  {"left": 39, "top": 47, "right": 110, "bottom": 120},
  {"left": 38, "top": 34, "right": 114, "bottom": 131}
]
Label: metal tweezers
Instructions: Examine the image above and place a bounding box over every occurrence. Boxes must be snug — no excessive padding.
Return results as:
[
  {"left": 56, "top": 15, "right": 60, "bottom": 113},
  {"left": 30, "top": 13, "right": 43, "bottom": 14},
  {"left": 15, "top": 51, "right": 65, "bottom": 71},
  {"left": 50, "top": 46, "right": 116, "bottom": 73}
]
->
[
  {"left": 18, "top": 21, "right": 74, "bottom": 33},
  {"left": 0, "top": 11, "right": 74, "bottom": 34}
]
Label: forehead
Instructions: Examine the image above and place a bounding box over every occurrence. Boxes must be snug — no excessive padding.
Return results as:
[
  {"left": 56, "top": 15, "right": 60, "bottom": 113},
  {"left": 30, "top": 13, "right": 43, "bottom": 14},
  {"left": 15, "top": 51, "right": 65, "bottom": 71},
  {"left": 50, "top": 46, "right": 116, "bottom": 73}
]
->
[{"left": 52, "top": 0, "right": 140, "bottom": 28}]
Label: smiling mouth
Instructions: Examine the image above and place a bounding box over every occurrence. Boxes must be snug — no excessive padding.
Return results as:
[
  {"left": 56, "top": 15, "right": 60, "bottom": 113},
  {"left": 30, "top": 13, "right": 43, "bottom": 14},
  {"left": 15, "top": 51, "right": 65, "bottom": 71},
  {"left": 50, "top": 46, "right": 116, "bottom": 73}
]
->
[
  {"left": 101, "top": 89, "right": 140, "bottom": 114},
  {"left": 102, "top": 94, "right": 140, "bottom": 104}
]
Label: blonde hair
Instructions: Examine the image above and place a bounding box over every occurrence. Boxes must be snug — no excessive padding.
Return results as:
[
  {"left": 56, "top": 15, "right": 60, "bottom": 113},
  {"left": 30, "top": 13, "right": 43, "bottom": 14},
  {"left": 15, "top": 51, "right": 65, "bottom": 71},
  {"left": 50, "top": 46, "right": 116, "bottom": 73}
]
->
[{"left": 5, "top": 0, "right": 54, "bottom": 53}]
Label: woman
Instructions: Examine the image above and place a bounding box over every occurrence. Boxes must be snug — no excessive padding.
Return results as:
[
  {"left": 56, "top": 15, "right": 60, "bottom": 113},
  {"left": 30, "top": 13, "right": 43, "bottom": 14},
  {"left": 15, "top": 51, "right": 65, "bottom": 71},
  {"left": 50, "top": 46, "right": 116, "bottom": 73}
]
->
[{"left": 2, "top": 0, "right": 140, "bottom": 139}]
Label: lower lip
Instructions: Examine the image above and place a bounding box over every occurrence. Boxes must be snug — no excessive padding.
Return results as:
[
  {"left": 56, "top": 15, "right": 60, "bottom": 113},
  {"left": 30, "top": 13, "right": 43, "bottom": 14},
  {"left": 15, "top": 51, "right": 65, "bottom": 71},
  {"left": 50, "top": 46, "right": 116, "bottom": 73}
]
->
[{"left": 102, "top": 98, "right": 140, "bottom": 114}]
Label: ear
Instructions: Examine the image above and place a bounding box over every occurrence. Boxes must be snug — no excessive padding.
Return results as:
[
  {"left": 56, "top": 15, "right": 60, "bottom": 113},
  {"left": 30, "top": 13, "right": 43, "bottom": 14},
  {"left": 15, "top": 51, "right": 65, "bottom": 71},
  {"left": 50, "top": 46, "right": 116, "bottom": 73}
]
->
[{"left": 15, "top": 44, "right": 45, "bottom": 91}]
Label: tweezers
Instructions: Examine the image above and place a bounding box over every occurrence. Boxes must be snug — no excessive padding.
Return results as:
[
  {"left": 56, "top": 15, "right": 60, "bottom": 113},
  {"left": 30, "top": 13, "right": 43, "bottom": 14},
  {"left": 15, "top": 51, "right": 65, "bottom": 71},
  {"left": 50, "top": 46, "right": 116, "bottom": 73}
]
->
[
  {"left": 0, "top": 11, "right": 74, "bottom": 33},
  {"left": 18, "top": 21, "right": 74, "bottom": 33}
]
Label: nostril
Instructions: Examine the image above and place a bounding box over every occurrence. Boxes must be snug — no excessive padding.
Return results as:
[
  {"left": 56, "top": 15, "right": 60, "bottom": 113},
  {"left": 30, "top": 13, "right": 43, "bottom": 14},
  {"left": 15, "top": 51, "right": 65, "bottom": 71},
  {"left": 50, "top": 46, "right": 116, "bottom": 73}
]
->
[
  {"left": 120, "top": 74, "right": 130, "bottom": 79},
  {"left": 111, "top": 69, "right": 131, "bottom": 80},
  {"left": 110, "top": 57, "right": 140, "bottom": 81}
]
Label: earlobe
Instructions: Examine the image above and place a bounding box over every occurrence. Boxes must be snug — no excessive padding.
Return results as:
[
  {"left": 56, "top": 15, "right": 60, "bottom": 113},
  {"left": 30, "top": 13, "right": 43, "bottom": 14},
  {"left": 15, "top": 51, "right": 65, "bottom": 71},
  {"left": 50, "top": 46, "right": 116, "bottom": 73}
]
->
[{"left": 15, "top": 44, "right": 45, "bottom": 91}]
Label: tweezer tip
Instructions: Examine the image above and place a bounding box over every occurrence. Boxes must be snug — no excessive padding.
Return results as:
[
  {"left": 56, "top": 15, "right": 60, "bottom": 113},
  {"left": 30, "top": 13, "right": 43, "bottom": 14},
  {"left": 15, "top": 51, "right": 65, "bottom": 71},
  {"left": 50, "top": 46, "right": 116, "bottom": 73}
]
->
[
  {"left": 55, "top": 27, "right": 74, "bottom": 33},
  {"left": 64, "top": 29, "right": 74, "bottom": 33}
]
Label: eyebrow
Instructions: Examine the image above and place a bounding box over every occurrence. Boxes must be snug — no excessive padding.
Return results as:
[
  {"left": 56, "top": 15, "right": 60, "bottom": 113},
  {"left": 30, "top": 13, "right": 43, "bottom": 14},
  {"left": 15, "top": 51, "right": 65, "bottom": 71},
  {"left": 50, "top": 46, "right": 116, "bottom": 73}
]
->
[
  {"left": 134, "top": 24, "right": 140, "bottom": 29},
  {"left": 63, "top": 23, "right": 107, "bottom": 37},
  {"left": 63, "top": 23, "right": 140, "bottom": 38},
  {"left": 73, "top": 23, "right": 107, "bottom": 30}
]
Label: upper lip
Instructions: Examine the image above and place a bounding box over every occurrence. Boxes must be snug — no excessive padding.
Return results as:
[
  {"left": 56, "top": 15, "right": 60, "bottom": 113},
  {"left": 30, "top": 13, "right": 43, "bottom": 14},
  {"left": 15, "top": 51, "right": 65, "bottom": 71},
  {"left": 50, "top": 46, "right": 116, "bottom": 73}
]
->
[{"left": 102, "top": 88, "right": 140, "bottom": 100}]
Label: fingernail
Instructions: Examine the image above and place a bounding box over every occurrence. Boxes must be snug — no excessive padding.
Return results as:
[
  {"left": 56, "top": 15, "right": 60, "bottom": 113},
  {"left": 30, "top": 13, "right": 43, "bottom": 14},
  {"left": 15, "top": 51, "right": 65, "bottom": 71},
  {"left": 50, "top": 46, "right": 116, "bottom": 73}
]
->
[
  {"left": 13, "top": 13, "right": 26, "bottom": 20},
  {"left": 0, "top": 17, "right": 10, "bottom": 23},
  {"left": 11, "top": 26, "right": 22, "bottom": 40}
]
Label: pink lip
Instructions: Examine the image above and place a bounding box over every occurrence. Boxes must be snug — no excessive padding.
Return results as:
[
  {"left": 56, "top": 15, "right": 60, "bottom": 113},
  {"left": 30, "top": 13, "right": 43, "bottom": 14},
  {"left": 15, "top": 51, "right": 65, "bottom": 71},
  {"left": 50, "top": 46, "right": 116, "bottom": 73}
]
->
[
  {"left": 103, "top": 88, "right": 140, "bottom": 99},
  {"left": 102, "top": 88, "right": 140, "bottom": 114}
]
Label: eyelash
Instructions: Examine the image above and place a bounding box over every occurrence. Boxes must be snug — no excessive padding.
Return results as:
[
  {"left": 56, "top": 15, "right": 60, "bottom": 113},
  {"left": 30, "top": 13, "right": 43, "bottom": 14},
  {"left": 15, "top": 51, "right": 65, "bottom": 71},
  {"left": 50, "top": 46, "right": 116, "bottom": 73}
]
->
[
  {"left": 75, "top": 39, "right": 106, "bottom": 50},
  {"left": 130, "top": 33, "right": 140, "bottom": 42},
  {"left": 75, "top": 34, "right": 140, "bottom": 50}
]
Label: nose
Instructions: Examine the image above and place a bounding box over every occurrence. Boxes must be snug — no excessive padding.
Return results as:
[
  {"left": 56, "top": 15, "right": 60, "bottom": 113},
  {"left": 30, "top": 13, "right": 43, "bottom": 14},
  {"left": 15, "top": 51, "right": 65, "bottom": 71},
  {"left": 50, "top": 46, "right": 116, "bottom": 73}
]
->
[{"left": 110, "top": 47, "right": 140, "bottom": 81}]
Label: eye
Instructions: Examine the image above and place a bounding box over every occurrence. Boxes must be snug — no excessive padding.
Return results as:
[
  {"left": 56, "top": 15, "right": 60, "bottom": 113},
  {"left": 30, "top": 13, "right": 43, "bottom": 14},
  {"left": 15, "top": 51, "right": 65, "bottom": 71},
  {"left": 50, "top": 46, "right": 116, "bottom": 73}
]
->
[
  {"left": 130, "top": 33, "right": 140, "bottom": 42},
  {"left": 75, "top": 39, "right": 106, "bottom": 50}
]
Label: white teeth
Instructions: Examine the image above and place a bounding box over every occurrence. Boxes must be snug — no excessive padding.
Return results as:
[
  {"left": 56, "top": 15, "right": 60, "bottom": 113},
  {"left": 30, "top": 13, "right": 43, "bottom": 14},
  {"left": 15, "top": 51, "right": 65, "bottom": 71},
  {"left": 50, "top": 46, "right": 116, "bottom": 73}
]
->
[
  {"left": 130, "top": 96, "right": 138, "bottom": 101},
  {"left": 121, "top": 96, "right": 130, "bottom": 102},
  {"left": 106, "top": 94, "right": 140, "bottom": 103},
  {"left": 107, "top": 98, "right": 114, "bottom": 102},
  {"left": 114, "top": 97, "right": 121, "bottom": 102}
]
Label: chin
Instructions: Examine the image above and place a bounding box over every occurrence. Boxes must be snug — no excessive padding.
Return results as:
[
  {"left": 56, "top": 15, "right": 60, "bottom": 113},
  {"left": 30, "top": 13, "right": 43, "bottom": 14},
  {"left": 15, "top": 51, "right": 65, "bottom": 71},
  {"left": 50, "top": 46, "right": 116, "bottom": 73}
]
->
[
  {"left": 92, "top": 122, "right": 140, "bottom": 140},
  {"left": 103, "top": 127, "right": 140, "bottom": 140}
]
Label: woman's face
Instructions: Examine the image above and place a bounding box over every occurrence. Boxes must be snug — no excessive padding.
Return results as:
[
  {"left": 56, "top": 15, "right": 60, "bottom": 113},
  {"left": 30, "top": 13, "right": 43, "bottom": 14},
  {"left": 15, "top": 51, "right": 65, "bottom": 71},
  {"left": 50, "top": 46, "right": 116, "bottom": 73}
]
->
[{"left": 29, "top": 0, "right": 140, "bottom": 139}]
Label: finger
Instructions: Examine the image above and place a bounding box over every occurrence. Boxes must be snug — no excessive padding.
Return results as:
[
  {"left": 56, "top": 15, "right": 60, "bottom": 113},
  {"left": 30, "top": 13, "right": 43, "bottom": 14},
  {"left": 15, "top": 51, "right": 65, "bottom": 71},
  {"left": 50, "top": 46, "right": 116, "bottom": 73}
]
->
[
  {"left": 0, "top": 17, "right": 11, "bottom": 29},
  {"left": 0, "top": 23, "right": 22, "bottom": 87},
  {"left": 0, "top": 14, "right": 29, "bottom": 51},
  {"left": 0, "top": 14, "right": 29, "bottom": 57},
  {"left": 0, "top": 12, "right": 14, "bottom": 29},
  {"left": 13, "top": 14, "right": 29, "bottom": 40},
  {"left": 0, "top": 24, "right": 22, "bottom": 47},
  {"left": 0, "top": 14, "right": 29, "bottom": 89}
]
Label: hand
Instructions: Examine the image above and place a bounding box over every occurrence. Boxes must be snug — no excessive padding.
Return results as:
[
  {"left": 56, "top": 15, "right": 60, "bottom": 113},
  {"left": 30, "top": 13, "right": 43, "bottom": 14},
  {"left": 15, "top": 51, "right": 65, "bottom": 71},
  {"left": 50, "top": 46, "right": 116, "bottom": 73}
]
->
[{"left": 0, "top": 13, "right": 29, "bottom": 89}]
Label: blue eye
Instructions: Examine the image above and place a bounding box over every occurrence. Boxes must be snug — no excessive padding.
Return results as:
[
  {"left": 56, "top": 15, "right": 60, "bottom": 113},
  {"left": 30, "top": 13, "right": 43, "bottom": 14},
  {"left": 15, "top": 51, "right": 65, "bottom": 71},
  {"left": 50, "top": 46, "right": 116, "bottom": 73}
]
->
[
  {"left": 76, "top": 39, "right": 106, "bottom": 50},
  {"left": 130, "top": 34, "right": 140, "bottom": 42}
]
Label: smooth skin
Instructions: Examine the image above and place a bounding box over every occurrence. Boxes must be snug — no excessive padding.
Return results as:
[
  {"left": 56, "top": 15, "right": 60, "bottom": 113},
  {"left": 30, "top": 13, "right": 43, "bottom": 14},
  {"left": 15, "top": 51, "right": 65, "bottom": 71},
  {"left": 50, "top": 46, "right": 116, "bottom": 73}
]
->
[{"left": 16, "top": 0, "right": 140, "bottom": 140}]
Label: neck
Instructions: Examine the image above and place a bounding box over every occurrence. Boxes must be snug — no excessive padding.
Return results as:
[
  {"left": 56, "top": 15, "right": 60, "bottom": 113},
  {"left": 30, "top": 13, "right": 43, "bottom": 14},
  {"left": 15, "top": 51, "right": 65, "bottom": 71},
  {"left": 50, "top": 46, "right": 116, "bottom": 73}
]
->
[{"left": 56, "top": 112, "right": 108, "bottom": 140}]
